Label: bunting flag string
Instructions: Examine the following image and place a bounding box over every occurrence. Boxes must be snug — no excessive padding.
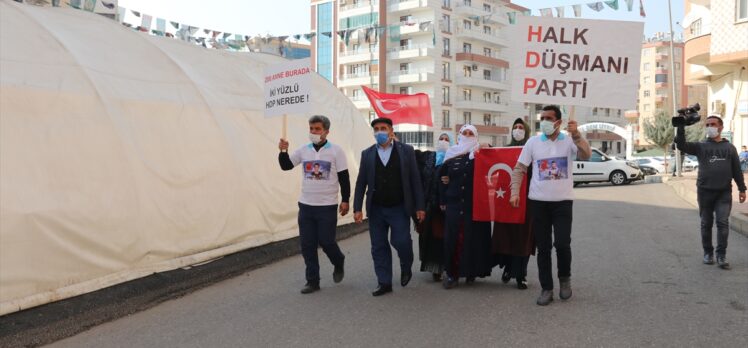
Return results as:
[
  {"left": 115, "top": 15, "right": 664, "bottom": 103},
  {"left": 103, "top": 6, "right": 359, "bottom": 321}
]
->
[
  {"left": 625, "top": 0, "right": 634, "bottom": 11},
  {"left": 640, "top": 0, "right": 647, "bottom": 17},
  {"left": 573, "top": 4, "right": 583, "bottom": 17},
  {"left": 555, "top": 6, "right": 566, "bottom": 18},
  {"left": 604, "top": 0, "right": 620, "bottom": 10},
  {"left": 539, "top": 8, "right": 553, "bottom": 17},
  {"left": 503, "top": 0, "right": 645, "bottom": 22},
  {"left": 587, "top": 2, "right": 604, "bottom": 12}
]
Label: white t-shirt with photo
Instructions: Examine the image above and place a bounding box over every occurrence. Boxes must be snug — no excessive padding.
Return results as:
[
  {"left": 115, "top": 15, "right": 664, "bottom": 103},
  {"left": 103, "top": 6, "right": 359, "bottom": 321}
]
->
[
  {"left": 517, "top": 133, "right": 578, "bottom": 202},
  {"left": 290, "top": 142, "right": 348, "bottom": 206}
]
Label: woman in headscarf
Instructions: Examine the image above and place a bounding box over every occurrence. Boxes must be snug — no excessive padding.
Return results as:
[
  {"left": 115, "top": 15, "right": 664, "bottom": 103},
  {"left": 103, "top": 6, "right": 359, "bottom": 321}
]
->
[
  {"left": 492, "top": 118, "right": 535, "bottom": 289},
  {"left": 439, "top": 125, "right": 493, "bottom": 289},
  {"left": 414, "top": 133, "right": 453, "bottom": 281}
]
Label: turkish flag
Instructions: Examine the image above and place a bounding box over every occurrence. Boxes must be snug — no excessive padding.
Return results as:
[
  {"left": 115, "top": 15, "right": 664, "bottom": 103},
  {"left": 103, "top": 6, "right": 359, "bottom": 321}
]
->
[
  {"left": 361, "top": 85, "right": 433, "bottom": 126},
  {"left": 473, "top": 147, "right": 527, "bottom": 223}
]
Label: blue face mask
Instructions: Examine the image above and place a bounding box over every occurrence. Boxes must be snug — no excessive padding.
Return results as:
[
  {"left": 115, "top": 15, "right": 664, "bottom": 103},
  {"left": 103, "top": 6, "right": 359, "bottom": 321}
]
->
[{"left": 374, "top": 131, "right": 389, "bottom": 145}]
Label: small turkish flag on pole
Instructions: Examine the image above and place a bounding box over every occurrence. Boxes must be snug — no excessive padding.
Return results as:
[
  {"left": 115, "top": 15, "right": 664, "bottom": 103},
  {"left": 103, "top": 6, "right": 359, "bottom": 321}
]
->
[
  {"left": 361, "top": 85, "right": 433, "bottom": 126},
  {"left": 473, "top": 147, "right": 527, "bottom": 223}
]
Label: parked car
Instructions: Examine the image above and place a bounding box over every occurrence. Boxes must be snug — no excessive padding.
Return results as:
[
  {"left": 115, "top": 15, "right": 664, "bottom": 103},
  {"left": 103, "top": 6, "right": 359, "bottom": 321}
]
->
[
  {"left": 573, "top": 148, "right": 643, "bottom": 186},
  {"left": 667, "top": 156, "right": 698, "bottom": 171},
  {"left": 633, "top": 157, "right": 667, "bottom": 174}
]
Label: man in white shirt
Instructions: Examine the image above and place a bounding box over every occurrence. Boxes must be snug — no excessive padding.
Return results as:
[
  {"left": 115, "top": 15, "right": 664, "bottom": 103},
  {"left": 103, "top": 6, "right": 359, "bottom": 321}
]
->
[
  {"left": 509, "top": 105, "right": 591, "bottom": 306},
  {"left": 278, "top": 115, "right": 350, "bottom": 294}
]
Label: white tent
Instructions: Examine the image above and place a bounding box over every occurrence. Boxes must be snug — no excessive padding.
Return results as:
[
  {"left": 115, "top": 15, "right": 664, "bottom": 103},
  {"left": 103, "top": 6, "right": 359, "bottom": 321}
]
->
[{"left": 0, "top": 1, "right": 373, "bottom": 315}]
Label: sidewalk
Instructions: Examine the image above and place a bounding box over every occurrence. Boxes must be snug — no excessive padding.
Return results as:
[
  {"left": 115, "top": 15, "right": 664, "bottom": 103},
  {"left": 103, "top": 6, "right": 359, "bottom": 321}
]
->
[{"left": 664, "top": 171, "right": 748, "bottom": 238}]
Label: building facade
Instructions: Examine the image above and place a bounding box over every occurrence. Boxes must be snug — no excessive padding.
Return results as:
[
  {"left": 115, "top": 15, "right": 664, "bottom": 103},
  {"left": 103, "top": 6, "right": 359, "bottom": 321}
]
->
[
  {"left": 310, "top": 0, "right": 528, "bottom": 148},
  {"left": 683, "top": 0, "right": 748, "bottom": 148}
]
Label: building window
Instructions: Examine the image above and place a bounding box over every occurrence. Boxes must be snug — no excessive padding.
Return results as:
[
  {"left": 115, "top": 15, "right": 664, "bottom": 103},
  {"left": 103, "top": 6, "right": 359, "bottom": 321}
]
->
[
  {"left": 674, "top": 62, "right": 681, "bottom": 70},
  {"left": 443, "top": 38, "right": 450, "bottom": 56},
  {"left": 483, "top": 91, "right": 491, "bottom": 102},
  {"left": 483, "top": 4, "right": 491, "bottom": 12},
  {"left": 617, "top": 109, "right": 622, "bottom": 117},
  {"left": 592, "top": 107, "right": 598, "bottom": 116},
  {"left": 605, "top": 108, "right": 611, "bottom": 116},
  {"left": 690, "top": 19, "right": 702, "bottom": 36},
  {"left": 463, "top": 20, "right": 472, "bottom": 30},
  {"left": 643, "top": 76, "right": 650, "bottom": 84},
  {"left": 394, "top": 131, "right": 433, "bottom": 148},
  {"left": 442, "top": 14, "right": 451, "bottom": 32},
  {"left": 644, "top": 90, "right": 651, "bottom": 97},
  {"left": 368, "top": 111, "right": 376, "bottom": 123},
  {"left": 483, "top": 113, "right": 491, "bottom": 125},
  {"left": 643, "top": 104, "right": 651, "bottom": 111},
  {"left": 443, "top": 110, "right": 450, "bottom": 127},
  {"left": 442, "top": 62, "right": 450, "bottom": 80},
  {"left": 483, "top": 26, "right": 491, "bottom": 35},
  {"left": 316, "top": 2, "right": 334, "bottom": 81},
  {"left": 643, "top": 48, "right": 651, "bottom": 56},
  {"left": 463, "top": 43, "right": 472, "bottom": 53},
  {"left": 443, "top": 0, "right": 451, "bottom": 9},
  {"left": 352, "top": 89, "right": 361, "bottom": 99},
  {"left": 442, "top": 86, "right": 450, "bottom": 104},
  {"left": 463, "top": 89, "right": 471, "bottom": 101},
  {"left": 463, "top": 65, "right": 472, "bottom": 77},
  {"left": 400, "top": 15, "right": 413, "bottom": 24},
  {"left": 484, "top": 47, "right": 491, "bottom": 57},
  {"left": 483, "top": 69, "right": 491, "bottom": 80},
  {"left": 464, "top": 111, "right": 472, "bottom": 124},
  {"left": 739, "top": 0, "right": 748, "bottom": 20},
  {"left": 399, "top": 63, "right": 410, "bottom": 72},
  {"left": 655, "top": 74, "right": 668, "bottom": 83},
  {"left": 643, "top": 63, "right": 650, "bottom": 71},
  {"left": 400, "top": 86, "right": 411, "bottom": 95}
]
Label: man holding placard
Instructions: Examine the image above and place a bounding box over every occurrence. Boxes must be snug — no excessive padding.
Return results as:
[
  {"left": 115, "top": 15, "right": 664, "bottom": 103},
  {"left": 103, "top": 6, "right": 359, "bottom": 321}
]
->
[
  {"left": 509, "top": 105, "right": 591, "bottom": 306},
  {"left": 278, "top": 115, "right": 350, "bottom": 294}
]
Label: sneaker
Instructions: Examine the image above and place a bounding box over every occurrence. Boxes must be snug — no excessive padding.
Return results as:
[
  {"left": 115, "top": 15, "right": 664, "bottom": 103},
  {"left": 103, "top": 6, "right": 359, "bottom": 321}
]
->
[
  {"left": 516, "top": 278, "right": 528, "bottom": 290},
  {"left": 717, "top": 256, "right": 731, "bottom": 270},
  {"left": 536, "top": 289, "right": 554, "bottom": 306},
  {"left": 443, "top": 276, "right": 458, "bottom": 289},
  {"left": 559, "top": 277, "right": 572, "bottom": 300},
  {"left": 501, "top": 269, "right": 511, "bottom": 284},
  {"left": 703, "top": 253, "right": 715, "bottom": 265}
]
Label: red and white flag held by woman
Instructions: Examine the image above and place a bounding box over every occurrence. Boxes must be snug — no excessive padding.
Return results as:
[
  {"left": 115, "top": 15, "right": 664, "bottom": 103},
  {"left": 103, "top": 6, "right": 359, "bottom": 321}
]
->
[
  {"left": 473, "top": 147, "right": 527, "bottom": 223},
  {"left": 361, "top": 86, "right": 433, "bottom": 126}
]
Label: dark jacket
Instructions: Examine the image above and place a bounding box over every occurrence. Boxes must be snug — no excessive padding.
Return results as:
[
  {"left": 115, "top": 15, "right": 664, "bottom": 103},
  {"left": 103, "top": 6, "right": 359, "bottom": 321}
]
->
[
  {"left": 675, "top": 128, "right": 746, "bottom": 192},
  {"left": 354, "top": 141, "right": 425, "bottom": 216}
]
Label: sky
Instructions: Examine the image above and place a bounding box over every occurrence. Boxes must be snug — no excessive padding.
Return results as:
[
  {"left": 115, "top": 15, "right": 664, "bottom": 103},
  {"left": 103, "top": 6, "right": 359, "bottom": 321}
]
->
[{"left": 118, "top": 0, "right": 683, "bottom": 39}]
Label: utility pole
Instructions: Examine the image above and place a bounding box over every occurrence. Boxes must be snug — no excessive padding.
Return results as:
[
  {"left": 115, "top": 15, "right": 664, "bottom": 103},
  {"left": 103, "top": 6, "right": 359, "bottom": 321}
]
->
[{"left": 668, "top": 0, "right": 682, "bottom": 177}]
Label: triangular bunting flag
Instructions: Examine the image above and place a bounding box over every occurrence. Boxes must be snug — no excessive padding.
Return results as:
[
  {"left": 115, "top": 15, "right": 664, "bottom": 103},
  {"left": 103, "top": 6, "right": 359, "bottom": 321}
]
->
[
  {"left": 540, "top": 8, "right": 553, "bottom": 17},
  {"left": 573, "top": 4, "right": 583, "bottom": 17},
  {"left": 555, "top": 6, "right": 565, "bottom": 17},
  {"left": 587, "top": 2, "right": 604, "bottom": 12},
  {"left": 203, "top": 29, "right": 211, "bottom": 34},
  {"left": 222, "top": 32, "right": 232, "bottom": 40},
  {"left": 507, "top": 12, "right": 516, "bottom": 24},
  {"left": 523, "top": 10, "right": 531, "bottom": 16},
  {"left": 625, "top": 0, "right": 634, "bottom": 11},
  {"left": 639, "top": 0, "right": 646, "bottom": 17},
  {"left": 171, "top": 21, "right": 180, "bottom": 29},
  {"left": 141, "top": 14, "right": 152, "bottom": 31},
  {"left": 131, "top": 10, "right": 141, "bottom": 17},
  {"left": 604, "top": 0, "right": 619, "bottom": 10}
]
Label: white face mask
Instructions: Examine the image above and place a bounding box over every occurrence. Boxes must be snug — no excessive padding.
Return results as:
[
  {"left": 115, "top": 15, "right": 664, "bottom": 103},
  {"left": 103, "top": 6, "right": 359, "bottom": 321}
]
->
[
  {"left": 512, "top": 128, "right": 525, "bottom": 141},
  {"left": 705, "top": 127, "right": 719, "bottom": 139},
  {"left": 309, "top": 133, "right": 323, "bottom": 144},
  {"left": 539, "top": 120, "right": 558, "bottom": 136},
  {"left": 458, "top": 134, "right": 478, "bottom": 147},
  {"left": 435, "top": 140, "right": 450, "bottom": 152}
]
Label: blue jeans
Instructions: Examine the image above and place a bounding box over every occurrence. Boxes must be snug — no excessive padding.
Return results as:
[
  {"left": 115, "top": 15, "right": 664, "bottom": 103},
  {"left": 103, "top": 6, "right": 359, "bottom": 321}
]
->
[
  {"left": 298, "top": 203, "right": 345, "bottom": 283},
  {"left": 697, "top": 188, "right": 732, "bottom": 257},
  {"left": 368, "top": 204, "right": 414, "bottom": 285}
]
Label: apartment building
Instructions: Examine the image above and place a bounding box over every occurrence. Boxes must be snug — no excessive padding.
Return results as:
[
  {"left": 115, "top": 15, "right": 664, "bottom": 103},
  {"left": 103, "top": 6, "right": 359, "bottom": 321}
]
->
[
  {"left": 310, "top": 0, "right": 528, "bottom": 148},
  {"left": 683, "top": 0, "right": 748, "bottom": 147}
]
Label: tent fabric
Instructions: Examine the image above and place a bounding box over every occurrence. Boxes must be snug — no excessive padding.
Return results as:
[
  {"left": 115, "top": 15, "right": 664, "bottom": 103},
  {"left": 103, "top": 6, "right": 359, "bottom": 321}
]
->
[{"left": 0, "top": 1, "right": 373, "bottom": 315}]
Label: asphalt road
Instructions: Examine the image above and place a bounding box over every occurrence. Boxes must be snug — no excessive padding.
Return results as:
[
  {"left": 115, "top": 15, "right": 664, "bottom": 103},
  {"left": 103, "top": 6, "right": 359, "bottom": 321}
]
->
[{"left": 50, "top": 182, "right": 748, "bottom": 347}]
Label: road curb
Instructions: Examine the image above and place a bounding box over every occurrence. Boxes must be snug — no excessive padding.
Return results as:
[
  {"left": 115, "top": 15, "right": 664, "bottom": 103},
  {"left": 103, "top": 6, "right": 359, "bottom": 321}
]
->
[
  {"left": 0, "top": 222, "right": 369, "bottom": 348},
  {"left": 664, "top": 178, "right": 748, "bottom": 239}
]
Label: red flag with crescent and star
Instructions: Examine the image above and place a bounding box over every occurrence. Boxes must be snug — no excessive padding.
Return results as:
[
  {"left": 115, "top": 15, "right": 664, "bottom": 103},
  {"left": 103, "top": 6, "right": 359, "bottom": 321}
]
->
[
  {"left": 361, "top": 85, "right": 433, "bottom": 126},
  {"left": 473, "top": 147, "right": 527, "bottom": 223}
]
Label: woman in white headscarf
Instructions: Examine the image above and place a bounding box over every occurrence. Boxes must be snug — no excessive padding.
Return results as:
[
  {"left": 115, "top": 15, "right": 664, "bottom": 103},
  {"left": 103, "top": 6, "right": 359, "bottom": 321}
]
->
[{"left": 438, "top": 125, "right": 493, "bottom": 289}]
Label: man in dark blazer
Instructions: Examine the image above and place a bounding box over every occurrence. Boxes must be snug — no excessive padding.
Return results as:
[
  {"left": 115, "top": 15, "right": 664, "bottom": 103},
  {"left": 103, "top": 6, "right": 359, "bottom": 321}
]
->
[{"left": 354, "top": 117, "right": 426, "bottom": 296}]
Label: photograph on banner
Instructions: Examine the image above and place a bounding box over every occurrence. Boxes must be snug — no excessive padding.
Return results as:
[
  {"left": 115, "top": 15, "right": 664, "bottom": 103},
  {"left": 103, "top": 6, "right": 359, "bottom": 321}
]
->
[
  {"left": 509, "top": 16, "right": 644, "bottom": 110},
  {"left": 264, "top": 58, "right": 312, "bottom": 117}
]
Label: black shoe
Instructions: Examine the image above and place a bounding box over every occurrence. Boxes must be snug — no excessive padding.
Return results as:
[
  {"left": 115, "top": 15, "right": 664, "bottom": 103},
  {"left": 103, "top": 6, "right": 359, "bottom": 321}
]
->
[
  {"left": 516, "top": 278, "right": 528, "bottom": 290},
  {"left": 333, "top": 261, "right": 344, "bottom": 283},
  {"left": 443, "top": 276, "right": 458, "bottom": 289},
  {"left": 372, "top": 284, "right": 393, "bottom": 296},
  {"left": 401, "top": 269, "right": 412, "bottom": 287},
  {"left": 703, "top": 253, "right": 715, "bottom": 265},
  {"left": 559, "top": 277, "right": 572, "bottom": 300},
  {"left": 501, "top": 270, "right": 511, "bottom": 284},
  {"left": 536, "top": 289, "right": 554, "bottom": 306},
  {"left": 717, "top": 256, "right": 731, "bottom": 270},
  {"left": 465, "top": 276, "right": 476, "bottom": 285},
  {"left": 432, "top": 273, "right": 442, "bottom": 282},
  {"left": 300, "top": 282, "right": 320, "bottom": 294}
]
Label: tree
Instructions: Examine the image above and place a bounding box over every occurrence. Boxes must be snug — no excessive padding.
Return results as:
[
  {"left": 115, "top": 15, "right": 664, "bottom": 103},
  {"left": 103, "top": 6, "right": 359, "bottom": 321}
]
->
[{"left": 643, "top": 112, "right": 674, "bottom": 155}]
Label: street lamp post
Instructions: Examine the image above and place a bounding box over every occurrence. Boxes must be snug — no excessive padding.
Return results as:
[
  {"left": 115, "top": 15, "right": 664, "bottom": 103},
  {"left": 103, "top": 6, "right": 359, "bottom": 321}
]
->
[{"left": 668, "top": 0, "right": 683, "bottom": 177}]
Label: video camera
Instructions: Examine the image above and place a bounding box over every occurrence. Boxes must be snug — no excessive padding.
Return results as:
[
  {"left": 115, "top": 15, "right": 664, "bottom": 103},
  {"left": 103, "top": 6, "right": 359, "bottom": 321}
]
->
[{"left": 671, "top": 103, "right": 701, "bottom": 127}]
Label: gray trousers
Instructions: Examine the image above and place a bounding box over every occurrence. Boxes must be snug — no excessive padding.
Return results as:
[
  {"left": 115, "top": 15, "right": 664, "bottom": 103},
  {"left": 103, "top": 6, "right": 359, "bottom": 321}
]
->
[{"left": 697, "top": 188, "right": 732, "bottom": 256}]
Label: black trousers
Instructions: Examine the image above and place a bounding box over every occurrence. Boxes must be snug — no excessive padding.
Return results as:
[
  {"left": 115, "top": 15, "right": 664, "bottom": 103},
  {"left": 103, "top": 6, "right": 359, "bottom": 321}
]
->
[
  {"left": 298, "top": 203, "right": 345, "bottom": 283},
  {"left": 529, "top": 199, "right": 573, "bottom": 291}
]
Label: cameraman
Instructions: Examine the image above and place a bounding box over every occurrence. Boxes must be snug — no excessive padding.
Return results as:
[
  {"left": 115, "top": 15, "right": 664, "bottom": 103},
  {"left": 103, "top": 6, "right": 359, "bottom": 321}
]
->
[{"left": 675, "top": 115, "right": 746, "bottom": 270}]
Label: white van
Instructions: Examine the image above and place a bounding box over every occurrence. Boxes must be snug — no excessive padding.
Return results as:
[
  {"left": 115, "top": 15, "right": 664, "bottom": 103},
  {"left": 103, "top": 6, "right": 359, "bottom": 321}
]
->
[{"left": 573, "top": 148, "right": 643, "bottom": 186}]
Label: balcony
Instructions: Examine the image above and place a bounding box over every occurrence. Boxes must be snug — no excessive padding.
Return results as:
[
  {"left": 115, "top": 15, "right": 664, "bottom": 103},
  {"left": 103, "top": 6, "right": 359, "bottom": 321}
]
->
[
  {"left": 655, "top": 95, "right": 667, "bottom": 103},
  {"left": 454, "top": 98, "right": 508, "bottom": 112},
  {"left": 350, "top": 96, "right": 372, "bottom": 109},
  {"left": 396, "top": 22, "right": 433, "bottom": 36},
  {"left": 339, "top": 47, "right": 379, "bottom": 64},
  {"left": 339, "top": 1, "right": 379, "bottom": 18},
  {"left": 455, "top": 75, "right": 509, "bottom": 91},
  {"left": 387, "top": 68, "right": 436, "bottom": 84},
  {"left": 454, "top": 1, "right": 490, "bottom": 17},
  {"left": 387, "top": 44, "right": 434, "bottom": 60},
  {"left": 454, "top": 26, "right": 508, "bottom": 47},
  {"left": 456, "top": 52, "right": 509, "bottom": 68},
  {"left": 388, "top": 0, "right": 437, "bottom": 13},
  {"left": 456, "top": 123, "right": 510, "bottom": 135},
  {"left": 684, "top": 23, "right": 711, "bottom": 65},
  {"left": 655, "top": 82, "right": 668, "bottom": 89},
  {"left": 338, "top": 72, "right": 378, "bottom": 88}
]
